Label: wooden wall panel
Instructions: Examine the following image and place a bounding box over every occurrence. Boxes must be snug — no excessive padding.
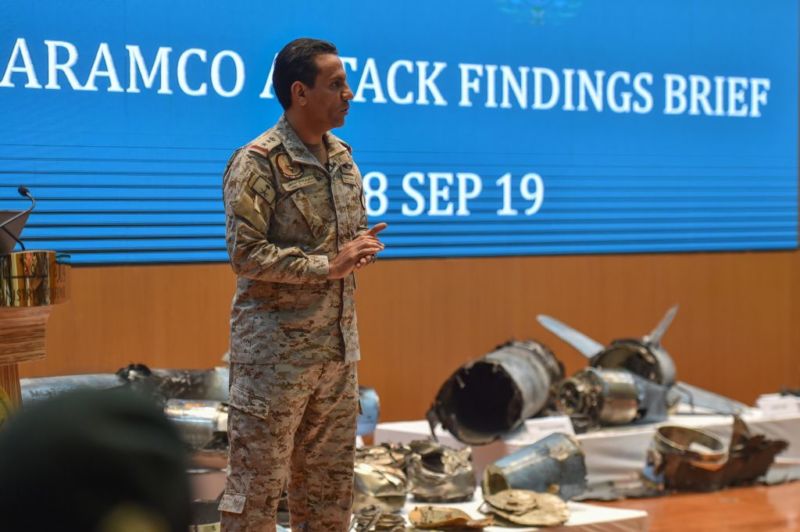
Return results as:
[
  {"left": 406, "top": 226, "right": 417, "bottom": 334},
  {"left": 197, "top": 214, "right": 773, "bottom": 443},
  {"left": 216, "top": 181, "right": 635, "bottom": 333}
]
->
[{"left": 19, "top": 251, "right": 800, "bottom": 423}]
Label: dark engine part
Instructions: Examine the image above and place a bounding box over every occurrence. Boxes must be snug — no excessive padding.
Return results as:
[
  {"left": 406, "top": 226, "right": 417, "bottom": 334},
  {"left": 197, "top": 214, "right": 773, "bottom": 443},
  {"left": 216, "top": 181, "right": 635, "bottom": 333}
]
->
[
  {"left": 591, "top": 338, "right": 676, "bottom": 387},
  {"left": 427, "top": 340, "right": 564, "bottom": 446},
  {"left": 557, "top": 367, "right": 675, "bottom": 431},
  {"left": 482, "top": 432, "right": 587, "bottom": 501}
]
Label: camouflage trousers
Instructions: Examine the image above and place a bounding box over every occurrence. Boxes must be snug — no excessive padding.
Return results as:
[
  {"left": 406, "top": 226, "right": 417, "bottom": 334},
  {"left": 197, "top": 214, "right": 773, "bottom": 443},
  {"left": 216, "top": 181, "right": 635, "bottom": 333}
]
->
[{"left": 219, "top": 360, "right": 358, "bottom": 531}]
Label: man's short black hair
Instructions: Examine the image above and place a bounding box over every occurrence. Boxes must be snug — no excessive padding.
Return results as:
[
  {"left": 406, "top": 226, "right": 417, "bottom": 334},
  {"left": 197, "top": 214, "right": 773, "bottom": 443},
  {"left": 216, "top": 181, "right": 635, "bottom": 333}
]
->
[{"left": 273, "top": 38, "right": 338, "bottom": 110}]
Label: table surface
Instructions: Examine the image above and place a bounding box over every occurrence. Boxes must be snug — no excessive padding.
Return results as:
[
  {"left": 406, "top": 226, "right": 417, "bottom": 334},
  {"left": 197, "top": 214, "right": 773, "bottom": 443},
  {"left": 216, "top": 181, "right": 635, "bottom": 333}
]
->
[{"left": 598, "top": 481, "right": 800, "bottom": 532}]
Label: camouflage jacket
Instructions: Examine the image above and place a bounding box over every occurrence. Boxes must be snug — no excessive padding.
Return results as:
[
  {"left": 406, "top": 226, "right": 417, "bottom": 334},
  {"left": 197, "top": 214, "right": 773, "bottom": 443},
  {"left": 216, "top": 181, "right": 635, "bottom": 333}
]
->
[{"left": 224, "top": 116, "right": 367, "bottom": 364}]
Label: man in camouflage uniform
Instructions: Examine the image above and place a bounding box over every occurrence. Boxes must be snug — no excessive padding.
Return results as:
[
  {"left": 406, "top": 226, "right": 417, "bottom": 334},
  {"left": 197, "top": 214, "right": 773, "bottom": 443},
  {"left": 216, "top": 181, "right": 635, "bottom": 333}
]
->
[{"left": 219, "top": 38, "right": 386, "bottom": 531}]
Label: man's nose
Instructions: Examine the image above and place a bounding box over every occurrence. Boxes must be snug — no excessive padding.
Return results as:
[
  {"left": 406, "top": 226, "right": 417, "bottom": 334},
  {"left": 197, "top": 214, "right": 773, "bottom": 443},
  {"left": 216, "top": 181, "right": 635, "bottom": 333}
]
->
[{"left": 342, "top": 84, "right": 354, "bottom": 101}]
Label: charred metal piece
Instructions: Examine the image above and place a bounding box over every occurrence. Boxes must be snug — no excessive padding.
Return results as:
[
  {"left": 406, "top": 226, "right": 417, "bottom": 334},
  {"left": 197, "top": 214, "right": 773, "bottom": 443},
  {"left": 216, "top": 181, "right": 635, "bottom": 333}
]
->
[
  {"left": 164, "top": 399, "right": 228, "bottom": 451},
  {"left": 538, "top": 307, "right": 748, "bottom": 415},
  {"left": 353, "top": 462, "right": 407, "bottom": 513},
  {"left": 351, "top": 505, "right": 406, "bottom": 531},
  {"left": 539, "top": 307, "right": 677, "bottom": 386},
  {"left": 557, "top": 367, "right": 675, "bottom": 431},
  {"left": 409, "top": 506, "right": 493, "bottom": 529},
  {"left": 353, "top": 445, "right": 409, "bottom": 513},
  {"left": 723, "top": 416, "right": 789, "bottom": 485},
  {"left": 117, "top": 364, "right": 230, "bottom": 402},
  {"left": 645, "top": 418, "right": 788, "bottom": 492},
  {"left": 20, "top": 374, "right": 123, "bottom": 404},
  {"left": 645, "top": 425, "right": 729, "bottom": 491},
  {"left": 356, "top": 442, "right": 413, "bottom": 469},
  {"left": 592, "top": 306, "right": 678, "bottom": 386},
  {"left": 482, "top": 432, "right": 587, "bottom": 500},
  {"left": 406, "top": 440, "right": 475, "bottom": 502},
  {"left": 480, "top": 489, "right": 569, "bottom": 527},
  {"left": 427, "top": 340, "right": 564, "bottom": 445},
  {"left": 22, "top": 365, "right": 380, "bottom": 436},
  {"left": 592, "top": 338, "right": 676, "bottom": 387}
]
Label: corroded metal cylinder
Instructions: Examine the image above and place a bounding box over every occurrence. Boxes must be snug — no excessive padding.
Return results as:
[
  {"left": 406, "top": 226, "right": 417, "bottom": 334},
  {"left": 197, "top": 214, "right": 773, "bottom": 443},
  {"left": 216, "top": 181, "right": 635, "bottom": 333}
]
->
[
  {"left": 428, "top": 340, "right": 563, "bottom": 445},
  {"left": 556, "top": 367, "right": 673, "bottom": 430},
  {"left": 591, "top": 339, "right": 676, "bottom": 387},
  {"left": 21, "top": 374, "right": 123, "bottom": 404},
  {"left": 557, "top": 368, "right": 638, "bottom": 426},
  {"left": 21, "top": 367, "right": 380, "bottom": 436},
  {"left": 482, "top": 432, "right": 587, "bottom": 500},
  {"left": 164, "top": 399, "right": 229, "bottom": 451}
]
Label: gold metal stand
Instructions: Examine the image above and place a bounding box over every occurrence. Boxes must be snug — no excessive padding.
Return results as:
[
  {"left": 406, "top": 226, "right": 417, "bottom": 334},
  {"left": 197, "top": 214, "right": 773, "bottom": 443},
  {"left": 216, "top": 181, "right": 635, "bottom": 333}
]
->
[{"left": 0, "top": 251, "right": 70, "bottom": 417}]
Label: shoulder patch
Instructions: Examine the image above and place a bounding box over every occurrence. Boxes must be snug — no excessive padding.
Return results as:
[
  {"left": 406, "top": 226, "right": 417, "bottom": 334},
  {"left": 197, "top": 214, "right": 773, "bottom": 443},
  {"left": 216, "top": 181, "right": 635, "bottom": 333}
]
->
[
  {"left": 247, "top": 174, "right": 276, "bottom": 205},
  {"left": 246, "top": 131, "right": 283, "bottom": 158},
  {"left": 246, "top": 144, "right": 270, "bottom": 158}
]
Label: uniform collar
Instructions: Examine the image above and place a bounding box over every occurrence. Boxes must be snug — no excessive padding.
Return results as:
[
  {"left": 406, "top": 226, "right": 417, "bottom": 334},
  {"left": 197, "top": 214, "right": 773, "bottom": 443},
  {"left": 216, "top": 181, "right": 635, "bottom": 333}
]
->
[{"left": 275, "top": 115, "right": 350, "bottom": 170}]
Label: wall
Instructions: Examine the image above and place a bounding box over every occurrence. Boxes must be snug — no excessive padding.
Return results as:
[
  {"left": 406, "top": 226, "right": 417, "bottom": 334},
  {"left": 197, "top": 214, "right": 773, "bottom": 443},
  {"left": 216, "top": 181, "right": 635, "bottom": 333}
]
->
[{"left": 21, "top": 250, "right": 800, "bottom": 422}]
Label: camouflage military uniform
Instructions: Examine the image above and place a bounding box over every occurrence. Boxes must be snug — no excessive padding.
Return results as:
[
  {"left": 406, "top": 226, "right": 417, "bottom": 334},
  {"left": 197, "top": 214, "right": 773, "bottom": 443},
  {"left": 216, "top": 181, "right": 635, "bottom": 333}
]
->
[{"left": 219, "top": 116, "right": 366, "bottom": 531}]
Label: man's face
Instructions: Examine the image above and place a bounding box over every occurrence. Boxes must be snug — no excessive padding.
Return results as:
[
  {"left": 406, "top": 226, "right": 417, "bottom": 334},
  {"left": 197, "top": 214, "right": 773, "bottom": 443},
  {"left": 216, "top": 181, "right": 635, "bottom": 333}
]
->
[{"left": 301, "top": 53, "right": 353, "bottom": 131}]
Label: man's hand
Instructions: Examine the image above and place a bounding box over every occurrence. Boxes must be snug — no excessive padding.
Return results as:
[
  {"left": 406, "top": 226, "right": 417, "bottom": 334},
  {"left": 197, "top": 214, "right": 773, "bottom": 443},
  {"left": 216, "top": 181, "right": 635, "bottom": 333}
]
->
[
  {"left": 327, "top": 223, "right": 388, "bottom": 279},
  {"left": 354, "top": 223, "right": 388, "bottom": 271}
]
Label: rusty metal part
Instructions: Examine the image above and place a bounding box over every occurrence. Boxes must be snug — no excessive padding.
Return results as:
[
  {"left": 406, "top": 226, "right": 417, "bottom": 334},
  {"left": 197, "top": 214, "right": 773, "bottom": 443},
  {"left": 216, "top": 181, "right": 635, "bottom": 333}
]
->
[
  {"left": 557, "top": 367, "right": 674, "bottom": 430},
  {"left": 481, "top": 489, "right": 569, "bottom": 527},
  {"left": 647, "top": 418, "right": 789, "bottom": 492},
  {"left": 356, "top": 443, "right": 412, "bottom": 469},
  {"left": 645, "top": 424, "right": 728, "bottom": 491},
  {"left": 482, "top": 432, "right": 587, "bottom": 500},
  {"left": 723, "top": 416, "right": 789, "bottom": 485},
  {"left": 409, "top": 505, "right": 493, "bottom": 529},
  {"left": 654, "top": 425, "right": 728, "bottom": 468},
  {"left": 427, "top": 340, "right": 564, "bottom": 445},
  {"left": 406, "top": 439, "right": 475, "bottom": 502}
]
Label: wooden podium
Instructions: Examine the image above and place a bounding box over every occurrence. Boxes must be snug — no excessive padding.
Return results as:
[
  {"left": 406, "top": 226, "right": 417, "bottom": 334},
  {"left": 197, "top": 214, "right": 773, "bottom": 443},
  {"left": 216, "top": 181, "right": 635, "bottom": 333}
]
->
[{"left": 0, "top": 251, "right": 70, "bottom": 414}]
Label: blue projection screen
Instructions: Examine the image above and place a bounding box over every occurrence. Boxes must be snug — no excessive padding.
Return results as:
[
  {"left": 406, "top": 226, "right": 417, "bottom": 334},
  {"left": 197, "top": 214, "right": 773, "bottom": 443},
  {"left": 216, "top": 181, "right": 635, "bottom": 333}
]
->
[{"left": 0, "top": 0, "right": 797, "bottom": 265}]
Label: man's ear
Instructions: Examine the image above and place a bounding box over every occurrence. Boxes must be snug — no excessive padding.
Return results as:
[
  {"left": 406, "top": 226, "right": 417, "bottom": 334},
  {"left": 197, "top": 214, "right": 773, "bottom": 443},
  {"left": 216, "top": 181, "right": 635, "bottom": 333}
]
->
[{"left": 291, "top": 81, "right": 307, "bottom": 107}]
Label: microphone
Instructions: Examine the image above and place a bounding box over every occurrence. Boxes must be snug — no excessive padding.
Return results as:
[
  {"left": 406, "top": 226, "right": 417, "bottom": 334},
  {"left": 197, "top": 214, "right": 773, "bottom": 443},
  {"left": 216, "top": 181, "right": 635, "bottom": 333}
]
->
[{"left": 0, "top": 186, "right": 36, "bottom": 251}]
